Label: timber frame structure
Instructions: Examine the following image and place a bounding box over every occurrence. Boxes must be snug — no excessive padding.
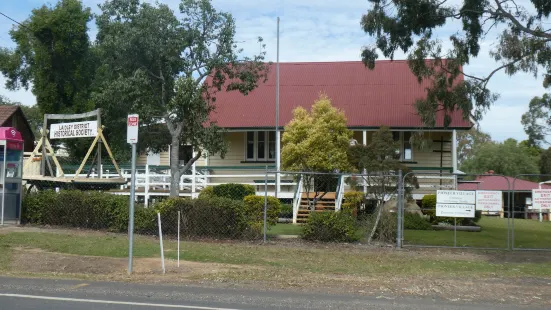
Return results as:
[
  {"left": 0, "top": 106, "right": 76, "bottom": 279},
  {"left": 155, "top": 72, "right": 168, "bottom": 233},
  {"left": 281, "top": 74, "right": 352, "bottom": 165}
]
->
[{"left": 23, "top": 109, "right": 126, "bottom": 189}]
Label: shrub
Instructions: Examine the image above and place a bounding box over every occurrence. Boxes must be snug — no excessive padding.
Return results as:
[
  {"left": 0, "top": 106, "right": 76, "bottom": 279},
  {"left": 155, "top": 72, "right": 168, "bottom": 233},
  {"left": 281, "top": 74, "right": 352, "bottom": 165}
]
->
[
  {"left": 243, "top": 195, "right": 281, "bottom": 231},
  {"left": 342, "top": 191, "right": 363, "bottom": 213},
  {"left": 301, "top": 211, "right": 361, "bottom": 242},
  {"left": 22, "top": 190, "right": 131, "bottom": 232},
  {"left": 403, "top": 213, "right": 432, "bottom": 230},
  {"left": 279, "top": 204, "right": 293, "bottom": 218},
  {"left": 358, "top": 210, "right": 397, "bottom": 243},
  {"left": 191, "top": 196, "right": 256, "bottom": 238},
  {"left": 211, "top": 183, "right": 256, "bottom": 201},
  {"left": 198, "top": 186, "right": 215, "bottom": 199}
]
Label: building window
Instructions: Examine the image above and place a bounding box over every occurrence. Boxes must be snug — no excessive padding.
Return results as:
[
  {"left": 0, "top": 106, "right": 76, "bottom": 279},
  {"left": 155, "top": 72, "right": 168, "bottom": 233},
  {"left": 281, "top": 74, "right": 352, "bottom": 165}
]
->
[
  {"left": 392, "top": 131, "right": 413, "bottom": 161},
  {"left": 245, "top": 131, "right": 277, "bottom": 161}
]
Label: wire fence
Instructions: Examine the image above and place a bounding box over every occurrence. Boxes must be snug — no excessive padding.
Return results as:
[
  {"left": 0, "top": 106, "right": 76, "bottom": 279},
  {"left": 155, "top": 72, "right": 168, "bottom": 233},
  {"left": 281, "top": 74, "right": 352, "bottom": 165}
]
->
[{"left": 11, "top": 166, "right": 551, "bottom": 252}]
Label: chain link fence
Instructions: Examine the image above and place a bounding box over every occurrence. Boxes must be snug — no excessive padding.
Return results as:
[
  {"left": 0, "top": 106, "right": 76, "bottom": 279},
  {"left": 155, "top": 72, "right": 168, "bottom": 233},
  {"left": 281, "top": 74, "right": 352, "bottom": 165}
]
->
[{"left": 15, "top": 164, "right": 551, "bottom": 252}]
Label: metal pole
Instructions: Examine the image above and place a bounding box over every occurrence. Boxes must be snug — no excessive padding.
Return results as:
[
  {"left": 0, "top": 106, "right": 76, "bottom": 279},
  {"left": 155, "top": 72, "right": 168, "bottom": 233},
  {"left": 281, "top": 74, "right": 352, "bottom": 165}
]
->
[
  {"left": 264, "top": 166, "right": 268, "bottom": 243},
  {"left": 1, "top": 146, "right": 5, "bottom": 226},
  {"left": 177, "top": 210, "right": 180, "bottom": 268},
  {"left": 157, "top": 212, "right": 166, "bottom": 274},
  {"left": 396, "top": 170, "right": 402, "bottom": 248},
  {"left": 275, "top": 17, "right": 280, "bottom": 198},
  {"left": 454, "top": 218, "right": 457, "bottom": 247},
  {"left": 127, "top": 143, "right": 137, "bottom": 274}
]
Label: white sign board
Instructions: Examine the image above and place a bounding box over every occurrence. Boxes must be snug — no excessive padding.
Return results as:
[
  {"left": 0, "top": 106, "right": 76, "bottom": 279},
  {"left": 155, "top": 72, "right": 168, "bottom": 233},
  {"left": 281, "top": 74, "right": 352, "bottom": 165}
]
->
[
  {"left": 50, "top": 121, "right": 97, "bottom": 139},
  {"left": 531, "top": 189, "right": 551, "bottom": 209},
  {"left": 475, "top": 191, "right": 503, "bottom": 212},
  {"left": 127, "top": 114, "right": 139, "bottom": 144},
  {"left": 436, "top": 203, "right": 475, "bottom": 218},
  {"left": 437, "top": 190, "right": 476, "bottom": 205}
]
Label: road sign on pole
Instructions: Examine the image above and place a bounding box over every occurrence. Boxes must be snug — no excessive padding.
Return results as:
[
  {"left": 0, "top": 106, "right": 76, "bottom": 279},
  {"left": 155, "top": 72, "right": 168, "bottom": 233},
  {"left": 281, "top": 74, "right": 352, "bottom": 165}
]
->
[{"left": 127, "top": 114, "right": 138, "bottom": 274}]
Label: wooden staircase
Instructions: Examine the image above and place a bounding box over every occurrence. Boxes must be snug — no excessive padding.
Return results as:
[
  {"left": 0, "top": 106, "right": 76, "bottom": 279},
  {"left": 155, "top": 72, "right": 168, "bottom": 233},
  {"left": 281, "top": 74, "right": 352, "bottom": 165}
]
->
[{"left": 296, "top": 192, "right": 336, "bottom": 223}]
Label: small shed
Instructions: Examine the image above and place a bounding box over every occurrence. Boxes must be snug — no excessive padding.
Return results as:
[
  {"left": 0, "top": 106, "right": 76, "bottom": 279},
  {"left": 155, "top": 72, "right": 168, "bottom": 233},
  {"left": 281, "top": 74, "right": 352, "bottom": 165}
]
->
[
  {"left": 458, "top": 172, "right": 551, "bottom": 219},
  {"left": 0, "top": 106, "right": 35, "bottom": 152}
]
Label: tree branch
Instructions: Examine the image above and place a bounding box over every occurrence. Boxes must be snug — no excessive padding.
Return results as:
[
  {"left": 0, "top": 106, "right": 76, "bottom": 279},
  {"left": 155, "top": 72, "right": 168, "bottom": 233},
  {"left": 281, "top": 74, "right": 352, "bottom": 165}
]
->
[
  {"left": 494, "top": 0, "right": 551, "bottom": 39},
  {"left": 179, "top": 149, "right": 202, "bottom": 175}
]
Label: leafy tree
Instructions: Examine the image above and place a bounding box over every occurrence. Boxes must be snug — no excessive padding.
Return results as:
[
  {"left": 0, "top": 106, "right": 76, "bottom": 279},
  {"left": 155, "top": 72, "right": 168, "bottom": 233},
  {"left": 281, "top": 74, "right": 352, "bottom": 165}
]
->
[
  {"left": 361, "top": 1, "right": 551, "bottom": 127},
  {"left": 0, "top": 0, "right": 95, "bottom": 115},
  {"left": 457, "top": 128, "right": 492, "bottom": 165},
  {"left": 347, "top": 126, "right": 417, "bottom": 243},
  {"left": 540, "top": 147, "right": 551, "bottom": 179},
  {"left": 281, "top": 94, "right": 353, "bottom": 203},
  {"left": 461, "top": 138, "right": 540, "bottom": 177},
  {"left": 94, "top": 0, "right": 268, "bottom": 197},
  {"left": 521, "top": 93, "right": 551, "bottom": 147}
]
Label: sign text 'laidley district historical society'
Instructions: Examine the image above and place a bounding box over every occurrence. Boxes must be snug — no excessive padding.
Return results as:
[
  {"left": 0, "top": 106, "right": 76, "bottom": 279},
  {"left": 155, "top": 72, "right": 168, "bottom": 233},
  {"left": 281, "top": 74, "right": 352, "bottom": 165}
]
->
[{"left": 50, "top": 121, "right": 98, "bottom": 139}]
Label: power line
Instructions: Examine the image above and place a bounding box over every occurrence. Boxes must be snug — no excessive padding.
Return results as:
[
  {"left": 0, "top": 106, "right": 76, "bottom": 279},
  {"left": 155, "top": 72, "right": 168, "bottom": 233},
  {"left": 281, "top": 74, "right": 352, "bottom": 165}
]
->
[{"left": 0, "top": 11, "right": 29, "bottom": 31}]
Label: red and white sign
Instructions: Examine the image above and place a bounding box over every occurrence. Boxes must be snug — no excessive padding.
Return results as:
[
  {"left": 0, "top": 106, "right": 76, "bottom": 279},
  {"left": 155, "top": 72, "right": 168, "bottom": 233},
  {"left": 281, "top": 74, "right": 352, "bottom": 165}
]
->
[
  {"left": 475, "top": 191, "right": 502, "bottom": 212},
  {"left": 127, "top": 114, "right": 139, "bottom": 144},
  {"left": 532, "top": 189, "right": 551, "bottom": 209}
]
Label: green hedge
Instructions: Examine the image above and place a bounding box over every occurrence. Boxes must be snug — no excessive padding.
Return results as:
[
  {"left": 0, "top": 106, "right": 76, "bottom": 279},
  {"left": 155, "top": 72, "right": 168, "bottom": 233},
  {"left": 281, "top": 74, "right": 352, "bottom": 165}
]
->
[
  {"left": 301, "top": 211, "right": 361, "bottom": 243},
  {"left": 212, "top": 183, "right": 256, "bottom": 200},
  {"left": 22, "top": 190, "right": 156, "bottom": 233},
  {"left": 342, "top": 191, "right": 363, "bottom": 213},
  {"left": 403, "top": 213, "right": 432, "bottom": 230}
]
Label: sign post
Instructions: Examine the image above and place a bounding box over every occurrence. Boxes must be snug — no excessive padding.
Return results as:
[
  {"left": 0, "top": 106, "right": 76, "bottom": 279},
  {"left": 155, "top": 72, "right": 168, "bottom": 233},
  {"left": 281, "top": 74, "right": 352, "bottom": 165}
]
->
[{"left": 127, "top": 114, "right": 139, "bottom": 274}]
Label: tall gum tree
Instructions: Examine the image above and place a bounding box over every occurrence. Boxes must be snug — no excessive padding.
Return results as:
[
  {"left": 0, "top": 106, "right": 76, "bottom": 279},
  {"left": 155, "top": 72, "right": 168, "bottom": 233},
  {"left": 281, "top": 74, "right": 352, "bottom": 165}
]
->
[
  {"left": 94, "top": 0, "right": 269, "bottom": 196},
  {"left": 361, "top": 1, "right": 551, "bottom": 127}
]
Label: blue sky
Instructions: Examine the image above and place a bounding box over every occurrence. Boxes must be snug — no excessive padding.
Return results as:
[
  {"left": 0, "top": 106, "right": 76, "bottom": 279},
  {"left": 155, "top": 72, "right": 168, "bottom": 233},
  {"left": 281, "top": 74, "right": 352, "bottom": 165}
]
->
[{"left": 0, "top": 0, "right": 548, "bottom": 142}]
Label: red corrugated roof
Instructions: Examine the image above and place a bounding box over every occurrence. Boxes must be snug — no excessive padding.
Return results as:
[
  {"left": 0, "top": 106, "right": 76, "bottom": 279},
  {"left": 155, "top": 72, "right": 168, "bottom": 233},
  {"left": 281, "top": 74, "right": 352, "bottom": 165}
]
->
[
  {"left": 207, "top": 60, "right": 472, "bottom": 129},
  {"left": 458, "top": 175, "right": 551, "bottom": 191}
]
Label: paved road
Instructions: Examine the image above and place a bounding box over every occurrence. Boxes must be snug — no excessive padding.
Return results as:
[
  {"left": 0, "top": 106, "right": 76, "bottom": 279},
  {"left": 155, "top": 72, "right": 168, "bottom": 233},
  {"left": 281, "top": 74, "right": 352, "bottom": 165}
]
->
[{"left": 0, "top": 277, "right": 542, "bottom": 309}]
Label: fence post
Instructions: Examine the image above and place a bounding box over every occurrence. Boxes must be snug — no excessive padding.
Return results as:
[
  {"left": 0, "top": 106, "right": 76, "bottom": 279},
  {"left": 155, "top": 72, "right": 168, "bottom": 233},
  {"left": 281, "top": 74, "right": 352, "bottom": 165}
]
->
[
  {"left": 397, "top": 170, "right": 403, "bottom": 248},
  {"left": 263, "top": 166, "right": 268, "bottom": 243},
  {"left": 145, "top": 164, "right": 150, "bottom": 207}
]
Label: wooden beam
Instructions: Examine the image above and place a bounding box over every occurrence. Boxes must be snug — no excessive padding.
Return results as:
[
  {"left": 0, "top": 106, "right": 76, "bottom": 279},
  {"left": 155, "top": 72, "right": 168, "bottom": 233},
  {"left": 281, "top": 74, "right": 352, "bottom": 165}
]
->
[
  {"left": 44, "top": 109, "right": 100, "bottom": 120},
  {"left": 44, "top": 137, "right": 64, "bottom": 177},
  {"left": 98, "top": 128, "right": 122, "bottom": 177},
  {"left": 74, "top": 133, "right": 100, "bottom": 178}
]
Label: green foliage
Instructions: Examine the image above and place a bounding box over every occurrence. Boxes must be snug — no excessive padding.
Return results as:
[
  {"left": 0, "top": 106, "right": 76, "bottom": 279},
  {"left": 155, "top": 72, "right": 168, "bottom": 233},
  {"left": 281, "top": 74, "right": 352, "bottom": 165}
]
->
[
  {"left": 522, "top": 94, "right": 551, "bottom": 147},
  {"left": 460, "top": 138, "right": 540, "bottom": 177},
  {"left": 540, "top": 148, "right": 551, "bottom": 180},
  {"left": 198, "top": 186, "right": 215, "bottom": 199},
  {"left": 0, "top": 0, "right": 95, "bottom": 115},
  {"left": 212, "top": 183, "right": 256, "bottom": 201},
  {"left": 361, "top": 1, "right": 551, "bottom": 128},
  {"left": 404, "top": 213, "right": 432, "bottom": 231},
  {"left": 301, "top": 211, "right": 361, "bottom": 243},
  {"left": 21, "top": 190, "right": 157, "bottom": 233},
  {"left": 342, "top": 191, "right": 363, "bottom": 212},
  {"left": 279, "top": 204, "right": 293, "bottom": 218},
  {"left": 282, "top": 94, "right": 353, "bottom": 173},
  {"left": 94, "top": 0, "right": 269, "bottom": 196},
  {"left": 457, "top": 128, "right": 492, "bottom": 165},
  {"left": 347, "top": 127, "right": 418, "bottom": 201},
  {"left": 243, "top": 195, "right": 281, "bottom": 231}
]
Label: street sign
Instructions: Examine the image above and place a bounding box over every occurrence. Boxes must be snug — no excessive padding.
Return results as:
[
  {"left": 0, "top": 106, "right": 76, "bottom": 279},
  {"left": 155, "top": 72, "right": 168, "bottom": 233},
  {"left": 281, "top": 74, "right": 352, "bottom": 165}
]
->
[
  {"left": 532, "top": 189, "right": 551, "bottom": 209},
  {"left": 436, "top": 203, "right": 475, "bottom": 218},
  {"left": 475, "top": 190, "right": 502, "bottom": 212},
  {"left": 436, "top": 190, "right": 476, "bottom": 204},
  {"left": 50, "top": 121, "right": 97, "bottom": 139},
  {"left": 127, "top": 114, "right": 139, "bottom": 144}
]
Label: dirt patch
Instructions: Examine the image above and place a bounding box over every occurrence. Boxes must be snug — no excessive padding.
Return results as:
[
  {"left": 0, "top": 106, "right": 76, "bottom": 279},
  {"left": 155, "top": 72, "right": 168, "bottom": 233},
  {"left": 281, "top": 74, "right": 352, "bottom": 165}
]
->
[{"left": 9, "top": 248, "right": 248, "bottom": 278}]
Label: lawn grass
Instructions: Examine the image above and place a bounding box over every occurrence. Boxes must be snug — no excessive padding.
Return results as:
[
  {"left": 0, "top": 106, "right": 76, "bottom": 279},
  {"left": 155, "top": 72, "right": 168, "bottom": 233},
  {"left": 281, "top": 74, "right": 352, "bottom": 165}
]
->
[
  {"left": 0, "top": 244, "right": 12, "bottom": 271},
  {"left": 1, "top": 229, "right": 551, "bottom": 278},
  {"left": 267, "top": 223, "right": 302, "bottom": 236},
  {"left": 404, "top": 217, "right": 551, "bottom": 249}
]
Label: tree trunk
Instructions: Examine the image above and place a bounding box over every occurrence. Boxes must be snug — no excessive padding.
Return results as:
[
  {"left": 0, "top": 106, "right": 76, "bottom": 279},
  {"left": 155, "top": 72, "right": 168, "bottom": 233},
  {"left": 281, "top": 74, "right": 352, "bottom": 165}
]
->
[
  {"left": 368, "top": 200, "right": 383, "bottom": 244},
  {"left": 169, "top": 136, "right": 180, "bottom": 197}
]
